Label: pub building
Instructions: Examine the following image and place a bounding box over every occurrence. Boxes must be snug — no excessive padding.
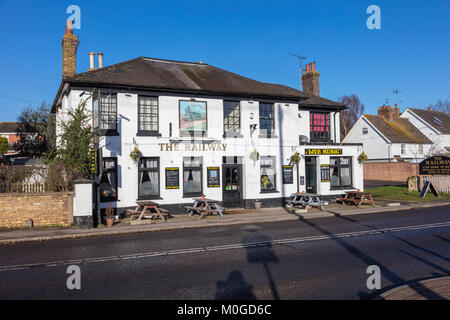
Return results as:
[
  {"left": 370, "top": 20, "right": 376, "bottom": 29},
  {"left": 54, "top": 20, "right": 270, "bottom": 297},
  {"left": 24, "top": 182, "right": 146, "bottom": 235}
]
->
[{"left": 53, "top": 22, "right": 363, "bottom": 221}]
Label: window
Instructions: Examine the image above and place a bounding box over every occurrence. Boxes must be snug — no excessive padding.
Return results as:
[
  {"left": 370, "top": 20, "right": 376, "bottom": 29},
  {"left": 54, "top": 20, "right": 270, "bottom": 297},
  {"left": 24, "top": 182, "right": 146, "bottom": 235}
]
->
[
  {"left": 100, "top": 93, "right": 117, "bottom": 133},
  {"left": 100, "top": 158, "right": 117, "bottom": 202},
  {"left": 330, "top": 157, "right": 352, "bottom": 188},
  {"left": 223, "top": 101, "right": 240, "bottom": 134},
  {"left": 183, "top": 157, "right": 202, "bottom": 196},
  {"left": 310, "top": 112, "right": 330, "bottom": 141},
  {"left": 138, "top": 96, "right": 159, "bottom": 133},
  {"left": 138, "top": 158, "right": 159, "bottom": 199},
  {"left": 259, "top": 103, "right": 275, "bottom": 135},
  {"left": 401, "top": 144, "right": 406, "bottom": 155},
  {"left": 362, "top": 128, "right": 368, "bottom": 134},
  {"left": 260, "top": 156, "right": 276, "bottom": 191},
  {"left": 432, "top": 115, "right": 442, "bottom": 127}
]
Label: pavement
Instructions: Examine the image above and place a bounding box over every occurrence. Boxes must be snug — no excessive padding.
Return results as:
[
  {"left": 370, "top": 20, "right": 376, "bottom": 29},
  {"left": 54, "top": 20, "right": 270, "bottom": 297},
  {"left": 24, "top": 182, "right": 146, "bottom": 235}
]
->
[
  {"left": 1, "top": 200, "right": 450, "bottom": 245},
  {"left": 378, "top": 276, "right": 450, "bottom": 300}
]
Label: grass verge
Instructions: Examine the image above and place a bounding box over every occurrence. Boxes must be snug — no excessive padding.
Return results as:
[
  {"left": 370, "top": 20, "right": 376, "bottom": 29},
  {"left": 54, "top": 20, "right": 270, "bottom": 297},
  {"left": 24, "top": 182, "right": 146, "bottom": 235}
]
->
[{"left": 365, "top": 186, "right": 450, "bottom": 202}]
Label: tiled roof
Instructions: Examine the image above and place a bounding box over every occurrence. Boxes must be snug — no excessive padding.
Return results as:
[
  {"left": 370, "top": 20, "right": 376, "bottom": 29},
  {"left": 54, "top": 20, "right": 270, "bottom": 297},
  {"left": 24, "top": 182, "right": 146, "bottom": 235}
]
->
[
  {"left": 0, "top": 122, "right": 18, "bottom": 133},
  {"left": 364, "top": 115, "right": 433, "bottom": 144},
  {"left": 55, "top": 57, "right": 345, "bottom": 109},
  {"left": 408, "top": 108, "right": 450, "bottom": 134}
]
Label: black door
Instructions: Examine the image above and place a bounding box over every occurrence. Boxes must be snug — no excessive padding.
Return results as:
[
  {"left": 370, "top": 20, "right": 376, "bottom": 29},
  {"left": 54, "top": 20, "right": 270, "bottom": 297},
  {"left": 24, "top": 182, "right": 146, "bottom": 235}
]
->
[
  {"left": 222, "top": 164, "right": 242, "bottom": 207},
  {"left": 305, "top": 157, "right": 317, "bottom": 194}
]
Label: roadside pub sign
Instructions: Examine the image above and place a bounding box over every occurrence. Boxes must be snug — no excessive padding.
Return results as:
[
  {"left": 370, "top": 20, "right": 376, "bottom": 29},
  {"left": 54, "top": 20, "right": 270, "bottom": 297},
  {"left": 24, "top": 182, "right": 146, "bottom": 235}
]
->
[
  {"left": 90, "top": 148, "right": 96, "bottom": 174},
  {"left": 305, "top": 149, "right": 342, "bottom": 155},
  {"left": 419, "top": 156, "right": 450, "bottom": 175}
]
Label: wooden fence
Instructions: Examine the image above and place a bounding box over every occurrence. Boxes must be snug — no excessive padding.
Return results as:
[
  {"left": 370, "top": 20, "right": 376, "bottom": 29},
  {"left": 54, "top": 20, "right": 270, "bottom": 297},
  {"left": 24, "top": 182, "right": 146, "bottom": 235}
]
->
[{"left": 420, "top": 175, "right": 450, "bottom": 193}]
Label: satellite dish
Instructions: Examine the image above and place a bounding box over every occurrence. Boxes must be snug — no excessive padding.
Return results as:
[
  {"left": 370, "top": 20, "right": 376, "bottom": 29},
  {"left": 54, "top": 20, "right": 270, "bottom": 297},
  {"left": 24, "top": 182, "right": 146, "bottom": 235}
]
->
[{"left": 299, "top": 135, "right": 309, "bottom": 144}]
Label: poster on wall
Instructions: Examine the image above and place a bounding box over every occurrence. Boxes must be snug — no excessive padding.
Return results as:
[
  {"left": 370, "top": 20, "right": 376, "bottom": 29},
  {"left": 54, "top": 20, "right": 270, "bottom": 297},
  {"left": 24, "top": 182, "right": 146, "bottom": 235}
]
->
[
  {"left": 321, "top": 165, "right": 330, "bottom": 182},
  {"left": 207, "top": 167, "right": 220, "bottom": 188},
  {"left": 92, "top": 90, "right": 100, "bottom": 130},
  {"left": 282, "top": 165, "right": 294, "bottom": 184},
  {"left": 165, "top": 167, "right": 179, "bottom": 189},
  {"left": 179, "top": 100, "right": 207, "bottom": 136}
]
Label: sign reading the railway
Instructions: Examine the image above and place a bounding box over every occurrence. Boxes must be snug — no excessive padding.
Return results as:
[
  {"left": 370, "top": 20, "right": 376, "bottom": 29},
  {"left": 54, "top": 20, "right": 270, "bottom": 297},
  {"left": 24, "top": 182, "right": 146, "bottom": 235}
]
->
[{"left": 419, "top": 156, "right": 450, "bottom": 175}]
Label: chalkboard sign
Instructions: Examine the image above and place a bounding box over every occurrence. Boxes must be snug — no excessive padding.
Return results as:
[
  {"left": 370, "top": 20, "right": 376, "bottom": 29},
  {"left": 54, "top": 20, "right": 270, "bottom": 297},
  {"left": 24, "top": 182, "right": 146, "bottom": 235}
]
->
[
  {"left": 420, "top": 181, "right": 440, "bottom": 198},
  {"left": 419, "top": 156, "right": 450, "bottom": 175},
  {"left": 165, "top": 167, "right": 179, "bottom": 189},
  {"left": 207, "top": 167, "right": 220, "bottom": 188},
  {"left": 282, "top": 165, "right": 294, "bottom": 184}
]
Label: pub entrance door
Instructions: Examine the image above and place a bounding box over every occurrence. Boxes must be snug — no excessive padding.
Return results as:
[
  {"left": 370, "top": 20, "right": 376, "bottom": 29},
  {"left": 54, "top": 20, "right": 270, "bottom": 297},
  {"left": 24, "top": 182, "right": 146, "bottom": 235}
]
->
[
  {"left": 222, "top": 164, "right": 242, "bottom": 208},
  {"left": 305, "top": 156, "right": 317, "bottom": 194}
]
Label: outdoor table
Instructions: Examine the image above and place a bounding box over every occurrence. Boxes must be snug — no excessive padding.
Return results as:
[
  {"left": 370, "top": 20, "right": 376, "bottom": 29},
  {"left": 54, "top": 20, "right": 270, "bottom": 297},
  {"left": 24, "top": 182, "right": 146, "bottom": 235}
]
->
[
  {"left": 127, "top": 200, "right": 169, "bottom": 224},
  {"left": 286, "top": 193, "right": 324, "bottom": 211},
  {"left": 336, "top": 191, "right": 375, "bottom": 207},
  {"left": 185, "top": 198, "right": 224, "bottom": 219}
]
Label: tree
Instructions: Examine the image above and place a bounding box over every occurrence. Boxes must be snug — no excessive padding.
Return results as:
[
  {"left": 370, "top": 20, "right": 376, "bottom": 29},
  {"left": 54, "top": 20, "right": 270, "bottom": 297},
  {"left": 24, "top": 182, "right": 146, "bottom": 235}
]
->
[
  {"left": 430, "top": 98, "right": 449, "bottom": 116},
  {"left": 339, "top": 94, "right": 365, "bottom": 140},
  {"left": 54, "top": 97, "right": 93, "bottom": 176},
  {"left": 14, "top": 101, "right": 55, "bottom": 158},
  {"left": 0, "top": 137, "right": 8, "bottom": 155}
]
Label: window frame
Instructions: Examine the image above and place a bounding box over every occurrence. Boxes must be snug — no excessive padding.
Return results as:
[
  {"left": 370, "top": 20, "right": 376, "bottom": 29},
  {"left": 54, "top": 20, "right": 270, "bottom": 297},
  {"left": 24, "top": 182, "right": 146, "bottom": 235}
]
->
[
  {"left": 137, "top": 157, "right": 160, "bottom": 200},
  {"left": 330, "top": 157, "right": 353, "bottom": 189},
  {"left": 182, "top": 157, "right": 203, "bottom": 197},
  {"left": 99, "top": 93, "right": 118, "bottom": 136},
  {"left": 260, "top": 156, "right": 277, "bottom": 192},
  {"left": 223, "top": 100, "right": 241, "bottom": 135},
  {"left": 401, "top": 144, "right": 406, "bottom": 155},
  {"left": 137, "top": 96, "right": 160, "bottom": 136},
  {"left": 310, "top": 112, "right": 330, "bottom": 142},
  {"left": 100, "top": 157, "right": 118, "bottom": 202},
  {"left": 362, "top": 127, "right": 368, "bottom": 135},
  {"left": 259, "top": 102, "right": 275, "bottom": 137}
]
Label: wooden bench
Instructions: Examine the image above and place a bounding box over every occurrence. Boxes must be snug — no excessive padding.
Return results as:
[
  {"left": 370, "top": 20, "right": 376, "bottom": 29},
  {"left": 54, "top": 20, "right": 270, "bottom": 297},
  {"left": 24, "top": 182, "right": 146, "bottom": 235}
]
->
[{"left": 336, "top": 191, "right": 375, "bottom": 207}]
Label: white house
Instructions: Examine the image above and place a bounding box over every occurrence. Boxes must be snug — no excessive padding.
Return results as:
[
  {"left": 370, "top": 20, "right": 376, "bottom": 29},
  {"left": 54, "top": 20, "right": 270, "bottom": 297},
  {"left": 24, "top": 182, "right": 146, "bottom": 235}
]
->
[
  {"left": 53, "top": 22, "right": 364, "bottom": 226},
  {"left": 400, "top": 107, "right": 450, "bottom": 155},
  {"left": 343, "top": 105, "right": 433, "bottom": 163}
]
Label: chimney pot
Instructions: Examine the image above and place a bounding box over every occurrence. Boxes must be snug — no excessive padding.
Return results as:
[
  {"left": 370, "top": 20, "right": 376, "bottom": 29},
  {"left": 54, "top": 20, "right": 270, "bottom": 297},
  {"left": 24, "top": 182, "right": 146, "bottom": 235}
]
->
[
  {"left": 305, "top": 64, "right": 310, "bottom": 73},
  {"left": 98, "top": 53, "right": 103, "bottom": 69},
  {"left": 311, "top": 62, "right": 315, "bottom": 72},
  {"left": 89, "top": 52, "right": 95, "bottom": 70},
  {"left": 65, "top": 19, "right": 73, "bottom": 34}
]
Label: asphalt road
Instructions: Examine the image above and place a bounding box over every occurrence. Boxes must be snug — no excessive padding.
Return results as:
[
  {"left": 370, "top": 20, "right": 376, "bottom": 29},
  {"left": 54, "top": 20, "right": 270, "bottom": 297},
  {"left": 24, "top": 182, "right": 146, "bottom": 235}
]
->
[{"left": 0, "top": 205, "right": 449, "bottom": 300}]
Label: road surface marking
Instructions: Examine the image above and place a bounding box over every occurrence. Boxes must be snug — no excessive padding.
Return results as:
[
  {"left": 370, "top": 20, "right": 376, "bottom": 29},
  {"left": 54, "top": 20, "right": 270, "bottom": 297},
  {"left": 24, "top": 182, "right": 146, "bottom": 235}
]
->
[{"left": 0, "top": 221, "right": 449, "bottom": 272}]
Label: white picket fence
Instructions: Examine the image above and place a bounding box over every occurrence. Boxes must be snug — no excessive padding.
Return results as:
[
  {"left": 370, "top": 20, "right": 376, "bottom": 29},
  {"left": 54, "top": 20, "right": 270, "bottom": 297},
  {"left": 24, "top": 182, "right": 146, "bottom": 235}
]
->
[{"left": 422, "top": 175, "right": 450, "bottom": 193}]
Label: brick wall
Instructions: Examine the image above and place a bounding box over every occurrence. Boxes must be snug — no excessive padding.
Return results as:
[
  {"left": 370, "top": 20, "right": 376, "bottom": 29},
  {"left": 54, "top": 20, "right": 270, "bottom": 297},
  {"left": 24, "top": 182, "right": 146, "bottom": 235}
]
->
[
  {"left": 364, "top": 162, "right": 419, "bottom": 182},
  {"left": 0, "top": 192, "right": 74, "bottom": 228}
]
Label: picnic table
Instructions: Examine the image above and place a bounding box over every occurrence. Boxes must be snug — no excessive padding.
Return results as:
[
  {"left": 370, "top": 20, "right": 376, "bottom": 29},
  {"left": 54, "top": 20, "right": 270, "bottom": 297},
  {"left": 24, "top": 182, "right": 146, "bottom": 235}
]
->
[
  {"left": 286, "top": 193, "right": 324, "bottom": 211},
  {"left": 336, "top": 191, "right": 375, "bottom": 207},
  {"left": 126, "top": 200, "right": 170, "bottom": 224},
  {"left": 184, "top": 198, "right": 224, "bottom": 219}
]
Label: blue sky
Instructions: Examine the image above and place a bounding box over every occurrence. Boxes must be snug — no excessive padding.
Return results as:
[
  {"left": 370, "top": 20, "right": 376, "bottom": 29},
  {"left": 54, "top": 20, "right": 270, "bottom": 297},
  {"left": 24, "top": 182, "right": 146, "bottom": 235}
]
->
[{"left": 0, "top": 0, "right": 448, "bottom": 121}]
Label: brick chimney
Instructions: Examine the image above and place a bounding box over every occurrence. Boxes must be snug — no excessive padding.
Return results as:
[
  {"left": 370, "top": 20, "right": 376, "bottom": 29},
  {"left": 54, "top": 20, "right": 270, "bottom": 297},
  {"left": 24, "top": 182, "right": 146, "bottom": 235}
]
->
[
  {"left": 378, "top": 105, "right": 394, "bottom": 121},
  {"left": 302, "top": 62, "right": 320, "bottom": 96},
  {"left": 61, "top": 20, "right": 79, "bottom": 78}
]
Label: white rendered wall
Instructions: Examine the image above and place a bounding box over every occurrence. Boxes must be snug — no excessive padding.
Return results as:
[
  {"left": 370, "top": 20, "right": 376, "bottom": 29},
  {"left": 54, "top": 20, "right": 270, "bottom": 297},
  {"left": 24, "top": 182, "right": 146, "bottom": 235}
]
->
[{"left": 63, "top": 89, "right": 363, "bottom": 208}]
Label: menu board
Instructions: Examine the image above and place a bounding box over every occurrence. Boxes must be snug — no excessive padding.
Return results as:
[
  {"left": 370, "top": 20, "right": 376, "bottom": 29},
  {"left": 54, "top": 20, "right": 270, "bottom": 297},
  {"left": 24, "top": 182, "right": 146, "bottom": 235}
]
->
[
  {"left": 207, "top": 167, "right": 220, "bottom": 188},
  {"left": 165, "top": 167, "right": 179, "bottom": 189},
  {"left": 282, "top": 165, "right": 294, "bottom": 184}
]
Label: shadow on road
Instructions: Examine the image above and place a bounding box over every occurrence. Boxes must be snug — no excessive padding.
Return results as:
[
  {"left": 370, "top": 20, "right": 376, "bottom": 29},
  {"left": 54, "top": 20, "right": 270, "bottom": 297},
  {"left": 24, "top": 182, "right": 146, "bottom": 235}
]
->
[
  {"left": 215, "top": 271, "right": 257, "bottom": 300},
  {"left": 214, "top": 227, "right": 280, "bottom": 300},
  {"left": 299, "top": 210, "right": 449, "bottom": 299}
]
